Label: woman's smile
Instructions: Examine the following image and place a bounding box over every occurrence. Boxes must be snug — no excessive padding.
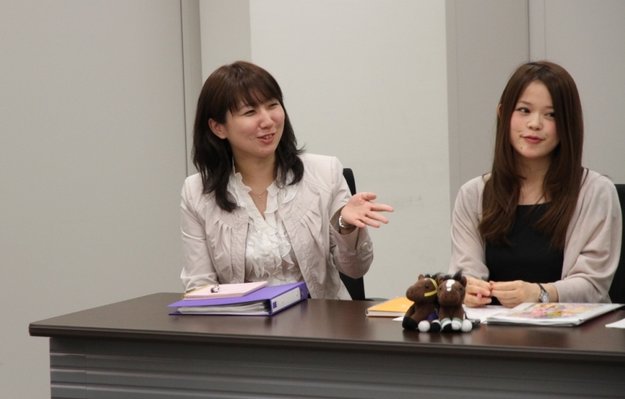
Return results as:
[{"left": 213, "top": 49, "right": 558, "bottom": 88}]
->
[
  {"left": 521, "top": 135, "right": 544, "bottom": 144},
  {"left": 258, "top": 133, "right": 276, "bottom": 144}
]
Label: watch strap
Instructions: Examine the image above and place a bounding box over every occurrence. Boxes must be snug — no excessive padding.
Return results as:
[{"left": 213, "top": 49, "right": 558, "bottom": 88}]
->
[{"left": 537, "top": 283, "right": 549, "bottom": 303}]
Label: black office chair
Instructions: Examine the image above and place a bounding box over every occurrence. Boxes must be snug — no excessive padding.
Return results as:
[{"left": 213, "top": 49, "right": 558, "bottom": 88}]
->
[
  {"left": 609, "top": 184, "right": 625, "bottom": 303},
  {"left": 339, "top": 168, "right": 367, "bottom": 300}
]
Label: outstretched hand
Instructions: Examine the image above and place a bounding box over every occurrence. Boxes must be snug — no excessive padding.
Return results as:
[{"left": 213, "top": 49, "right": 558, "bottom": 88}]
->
[{"left": 340, "top": 192, "right": 394, "bottom": 229}]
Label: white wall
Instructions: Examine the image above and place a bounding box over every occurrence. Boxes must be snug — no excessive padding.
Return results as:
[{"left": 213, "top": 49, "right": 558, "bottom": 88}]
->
[
  {"left": 199, "top": 0, "right": 251, "bottom": 79},
  {"left": 530, "top": 0, "right": 625, "bottom": 183},
  {"left": 250, "top": 0, "right": 451, "bottom": 295},
  {"left": 447, "top": 0, "right": 529, "bottom": 197},
  {"left": 0, "top": 1, "right": 194, "bottom": 397},
  {"left": 199, "top": 0, "right": 452, "bottom": 297},
  {"left": 451, "top": 0, "right": 625, "bottom": 191}
]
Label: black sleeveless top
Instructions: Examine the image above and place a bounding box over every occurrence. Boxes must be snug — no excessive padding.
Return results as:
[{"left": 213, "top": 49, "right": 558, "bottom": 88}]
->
[{"left": 485, "top": 203, "right": 563, "bottom": 284}]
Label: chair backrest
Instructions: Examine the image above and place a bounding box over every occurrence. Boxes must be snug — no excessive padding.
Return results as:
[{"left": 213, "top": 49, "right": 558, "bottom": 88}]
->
[
  {"left": 609, "top": 184, "right": 625, "bottom": 303},
  {"left": 339, "top": 168, "right": 367, "bottom": 300},
  {"left": 342, "top": 167, "right": 357, "bottom": 198}
]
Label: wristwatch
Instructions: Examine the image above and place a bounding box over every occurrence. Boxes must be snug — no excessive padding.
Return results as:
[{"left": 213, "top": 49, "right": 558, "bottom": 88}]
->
[
  {"left": 338, "top": 215, "right": 350, "bottom": 229},
  {"left": 537, "top": 283, "right": 550, "bottom": 303}
]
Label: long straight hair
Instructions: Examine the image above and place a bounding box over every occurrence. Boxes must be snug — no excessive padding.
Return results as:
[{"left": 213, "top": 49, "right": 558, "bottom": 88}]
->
[
  {"left": 479, "top": 61, "right": 584, "bottom": 249},
  {"left": 192, "top": 61, "right": 303, "bottom": 212}
]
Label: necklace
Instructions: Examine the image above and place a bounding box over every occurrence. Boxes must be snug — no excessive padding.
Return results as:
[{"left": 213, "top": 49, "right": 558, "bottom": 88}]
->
[{"left": 249, "top": 190, "right": 268, "bottom": 199}]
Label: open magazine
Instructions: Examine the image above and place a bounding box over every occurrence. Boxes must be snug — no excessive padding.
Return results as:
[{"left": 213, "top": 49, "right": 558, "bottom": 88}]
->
[{"left": 483, "top": 302, "right": 623, "bottom": 327}]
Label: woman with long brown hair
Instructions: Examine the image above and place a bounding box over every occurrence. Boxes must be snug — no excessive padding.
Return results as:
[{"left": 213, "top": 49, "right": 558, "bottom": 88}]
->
[{"left": 449, "top": 61, "right": 621, "bottom": 307}]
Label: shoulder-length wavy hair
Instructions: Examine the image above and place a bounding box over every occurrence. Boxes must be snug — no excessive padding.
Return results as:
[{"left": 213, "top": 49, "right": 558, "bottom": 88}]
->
[
  {"left": 479, "top": 61, "right": 585, "bottom": 249},
  {"left": 192, "top": 61, "right": 304, "bottom": 212}
]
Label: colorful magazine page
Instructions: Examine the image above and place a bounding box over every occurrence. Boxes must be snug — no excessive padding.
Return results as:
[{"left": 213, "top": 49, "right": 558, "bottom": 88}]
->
[{"left": 485, "top": 302, "right": 623, "bottom": 326}]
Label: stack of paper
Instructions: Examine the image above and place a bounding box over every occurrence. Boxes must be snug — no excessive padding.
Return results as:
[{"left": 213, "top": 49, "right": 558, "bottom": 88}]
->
[{"left": 183, "top": 281, "right": 268, "bottom": 300}]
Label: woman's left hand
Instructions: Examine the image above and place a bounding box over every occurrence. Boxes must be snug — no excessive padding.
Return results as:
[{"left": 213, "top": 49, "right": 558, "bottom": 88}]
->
[
  {"left": 340, "top": 192, "right": 394, "bottom": 229},
  {"left": 490, "top": 280, "right": 539, "bottom": 308}
]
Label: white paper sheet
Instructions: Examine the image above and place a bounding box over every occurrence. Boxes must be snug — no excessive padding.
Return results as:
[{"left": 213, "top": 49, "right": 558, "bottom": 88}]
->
[{"left": 606, "top": 318, "right": 625, "bottom": 328}]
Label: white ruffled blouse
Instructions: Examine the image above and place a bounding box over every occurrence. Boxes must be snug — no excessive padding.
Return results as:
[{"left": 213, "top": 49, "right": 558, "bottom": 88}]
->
[{"left": 228, "top": 172, "right": 303, "bottom": 285}]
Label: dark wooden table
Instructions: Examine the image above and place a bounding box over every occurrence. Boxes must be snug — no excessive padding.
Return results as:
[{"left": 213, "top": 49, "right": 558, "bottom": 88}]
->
[{"left": 30, "top": 293, "right": 625, "bottom": 398}]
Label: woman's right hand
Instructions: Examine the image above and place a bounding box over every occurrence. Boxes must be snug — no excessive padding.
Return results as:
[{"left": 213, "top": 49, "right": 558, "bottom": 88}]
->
[
  {"left": 463, "top": 275, "right": 492, "bottom": 307},
  {"left": 340, "top": 192, "right": 393, "bottom": 229}
]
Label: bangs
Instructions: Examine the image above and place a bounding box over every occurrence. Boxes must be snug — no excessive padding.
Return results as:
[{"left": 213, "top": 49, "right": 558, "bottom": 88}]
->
[
  {"left": 202, "top": 61, "right": 286, "bottom": 123},
  {"left": 226, "top": 74, "right": 282, "bottom": 113}
]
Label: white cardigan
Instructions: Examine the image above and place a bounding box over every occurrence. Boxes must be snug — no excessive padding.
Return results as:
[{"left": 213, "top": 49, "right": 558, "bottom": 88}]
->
[
  {"left": 449, "top": 169, "right": 622, "bottom": 303},
  {"left": 179, "top": 153, "right": 373, "bottom": 299}
]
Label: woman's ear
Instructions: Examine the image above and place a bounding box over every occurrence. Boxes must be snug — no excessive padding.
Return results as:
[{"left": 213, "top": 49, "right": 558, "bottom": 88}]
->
[{"left": 208, "top": 119, "right": 227, "bottom": 139}]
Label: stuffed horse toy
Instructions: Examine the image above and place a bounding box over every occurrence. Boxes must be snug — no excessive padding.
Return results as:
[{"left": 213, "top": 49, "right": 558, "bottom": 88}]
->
[
  {"left": 437, "top": 271, "right": 473, "bottom": 333},
  {"left": 402, "top": 274, "right": 441, "bottom": 332}
]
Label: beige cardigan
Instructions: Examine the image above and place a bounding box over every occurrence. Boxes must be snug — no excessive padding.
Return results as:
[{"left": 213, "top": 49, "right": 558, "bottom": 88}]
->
[
  {"left": 179, "top": 153, "right": 373, "bottom": 299},
  {"left": 449, "top": 169, "right": 622, "bottom": 303}
]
